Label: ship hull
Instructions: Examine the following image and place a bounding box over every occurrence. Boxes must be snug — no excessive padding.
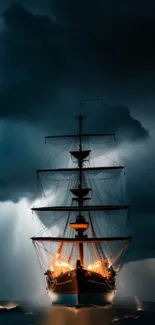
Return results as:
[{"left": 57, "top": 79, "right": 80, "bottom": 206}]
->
[{"left": 46, "top": 260, "right": 116, "bottom": 306}]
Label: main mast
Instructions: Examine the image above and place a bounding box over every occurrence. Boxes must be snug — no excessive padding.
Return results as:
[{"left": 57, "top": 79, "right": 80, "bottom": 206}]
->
[
  {"left": 69, "top": 114, "right": 91, "bottom": 265},
  {"left": 79, "top": 114, "right": 82, "bottom": 186}
]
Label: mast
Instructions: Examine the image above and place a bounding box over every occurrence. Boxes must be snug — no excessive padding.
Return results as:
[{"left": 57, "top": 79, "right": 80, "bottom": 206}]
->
[
  {"left": 76, "top": 114, "right": 86, "bottom": 265},
  {"left": 62, "top": 114, "right": 90, "bottom": 265},
  {"left": 79, "top": 114, "right": 82, "bottom": 186},
  {"left": 79, "top": 113, "right": 82, "bottom": 151}
]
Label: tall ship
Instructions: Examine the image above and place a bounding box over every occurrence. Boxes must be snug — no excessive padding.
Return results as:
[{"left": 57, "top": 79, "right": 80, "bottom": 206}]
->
[{"left": 31, "top": 114, "right": 132, "bottom": 306}]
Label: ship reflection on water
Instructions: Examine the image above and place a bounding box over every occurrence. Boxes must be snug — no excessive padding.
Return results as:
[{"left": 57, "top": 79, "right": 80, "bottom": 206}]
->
[
  {"left": 41, "top": 307, "right": 153, "bottom": 325},
  {"left": 40, "top": 298, "right": 150, "bottom": 325}
]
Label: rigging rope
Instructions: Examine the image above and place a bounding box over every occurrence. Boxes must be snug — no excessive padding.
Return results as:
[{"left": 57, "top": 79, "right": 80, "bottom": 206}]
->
[{"left": 46, "top": 139, "right": 73, "bottom": 163}]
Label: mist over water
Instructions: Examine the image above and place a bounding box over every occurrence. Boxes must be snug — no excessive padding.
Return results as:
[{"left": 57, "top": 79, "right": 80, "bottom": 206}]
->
[
  {"left": 39, "top": 297, "right": 141, "bottom": 325},
  {"left": 0, "top": 199, "right": 49, "bottom": 306}
]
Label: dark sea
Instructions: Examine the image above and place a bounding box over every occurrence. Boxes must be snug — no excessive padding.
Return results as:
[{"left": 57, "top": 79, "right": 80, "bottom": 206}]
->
[{"left": 0, "top": 301, "right": 154, "bottom": 325}]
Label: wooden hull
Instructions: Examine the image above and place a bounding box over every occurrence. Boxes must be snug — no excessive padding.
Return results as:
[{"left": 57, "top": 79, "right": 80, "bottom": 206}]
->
[{"left": 46, "top": 260, "right": 116, "bottom": 306}]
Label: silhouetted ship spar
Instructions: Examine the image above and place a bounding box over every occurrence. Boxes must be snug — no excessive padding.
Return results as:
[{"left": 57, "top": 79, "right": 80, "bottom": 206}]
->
[{"left": 31, "top": 115, "right": 132, "bottom": 306}]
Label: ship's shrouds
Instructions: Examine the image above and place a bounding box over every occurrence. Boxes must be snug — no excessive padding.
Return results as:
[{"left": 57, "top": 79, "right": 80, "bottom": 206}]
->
[{"left": 31, "top": 114, "right": 132, "bottom": 306}]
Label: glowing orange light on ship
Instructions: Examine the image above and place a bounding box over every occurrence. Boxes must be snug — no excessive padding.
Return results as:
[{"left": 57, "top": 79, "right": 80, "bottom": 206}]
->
[
  {"left": 70, "top": 223, "right": 89, "bottom": 229},
  {"left": 50, "top": 255, "right": 113, "bottom": 280},
  {"left": 87, "top": 260, "right": 112, "bottom": 279},
  {"left": 50, "top": 256, "right": 73, "bottom": 278}
]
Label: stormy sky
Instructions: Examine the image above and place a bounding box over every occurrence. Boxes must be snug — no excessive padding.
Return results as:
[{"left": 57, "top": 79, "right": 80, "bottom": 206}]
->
[{"left": 0, "top": 0, "right": 155, "bottom": 304}]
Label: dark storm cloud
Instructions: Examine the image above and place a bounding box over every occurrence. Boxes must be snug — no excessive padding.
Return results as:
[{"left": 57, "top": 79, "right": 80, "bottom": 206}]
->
[
  {"left": 81, "top": 102, "right": 149, "bottom": 141},
  {"left": 0, "top": 5, "right": 68, "bottom": 121},
  {"left": 125, "top": 142, "right": 155, "bottom": 214},
  {"left": 0, "top": 1, "right": 155, "bottom": 122},
  {"left": 50, "top": 0, "right": 155, "bottom": 95},
  {"left": 0, "top": 118, "right": 48, "bottom": 203},
  {"left": 0, "top": 4, "right": 150, "bottom": 132},
  {"left": 0, "top": 4, "right": 150, "bottom": 204},
  {"left": 0, "top": 3, "right": 148, "bottom": 201}
]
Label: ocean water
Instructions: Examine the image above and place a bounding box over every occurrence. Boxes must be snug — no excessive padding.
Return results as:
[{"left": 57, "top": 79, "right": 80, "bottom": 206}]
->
[
  {"left": 0, "top": 309, "right": 38, "bottom": 325},
  {"left": 0, "top": 302, "right": 155, "bottom": 325}
]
